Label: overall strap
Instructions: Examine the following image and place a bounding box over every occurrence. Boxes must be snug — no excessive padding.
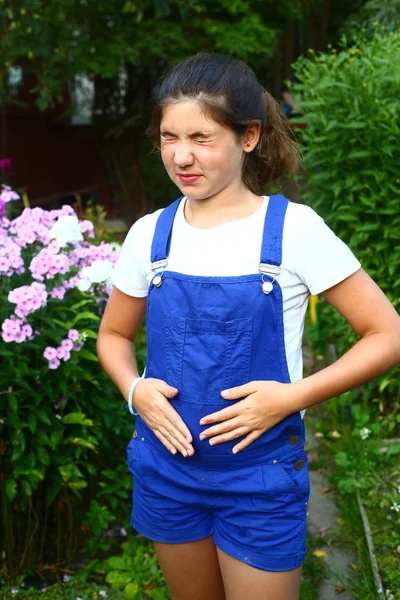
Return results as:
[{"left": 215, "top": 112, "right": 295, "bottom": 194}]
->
[
  {"left": 259, "top": 194, "right": 289, "bottom": 275},
  {"left": 150, "top": 196, "right": 183, "bottom": 269}
]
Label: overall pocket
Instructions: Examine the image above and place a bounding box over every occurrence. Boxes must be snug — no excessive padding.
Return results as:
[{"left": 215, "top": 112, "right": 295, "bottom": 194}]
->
[
  {"left": 276, "top": 450, "right": 310, "bottom": 503},
  {"left": 164, "top": 314, "right": 252, "bottom": 399}
]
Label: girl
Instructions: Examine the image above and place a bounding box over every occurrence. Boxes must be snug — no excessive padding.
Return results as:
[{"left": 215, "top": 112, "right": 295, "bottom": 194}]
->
[{"left": 97, "top": 53, "right": 400, "bottom": 600}]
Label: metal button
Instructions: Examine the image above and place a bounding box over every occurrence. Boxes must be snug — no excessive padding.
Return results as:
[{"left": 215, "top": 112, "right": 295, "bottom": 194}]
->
[
  {"left": 132, "top": 430, "right": 138, "bottom": 439},
  {"left": 294, "top": 459, "right": 304, "bottom": 470},
  {"left": 272, "top": 459, "right": 277, "bottom": 464},
  {"left": 153, "top": 275, "right": 162, "bottom": 287},
  {"left": 262, "top": 281, "right": 273, "bottom": 295},
  {"left": 289, "top": 435, "right": 300, "bottom": 445}
]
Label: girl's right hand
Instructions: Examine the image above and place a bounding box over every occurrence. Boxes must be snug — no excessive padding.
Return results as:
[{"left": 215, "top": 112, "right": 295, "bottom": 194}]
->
[{"left": 132, "top": 378, "right": 194, "bottom": 456}]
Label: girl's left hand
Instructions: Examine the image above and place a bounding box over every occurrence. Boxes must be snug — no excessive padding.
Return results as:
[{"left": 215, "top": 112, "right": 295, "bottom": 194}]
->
[{"left": 199, "top": 381, "right": 296, "bottom": 453}]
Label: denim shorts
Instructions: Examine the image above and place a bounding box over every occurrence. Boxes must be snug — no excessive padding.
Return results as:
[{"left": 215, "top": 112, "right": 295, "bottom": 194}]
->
[{"left": 127, "top": 429, "right": 310, "bottom": 573}]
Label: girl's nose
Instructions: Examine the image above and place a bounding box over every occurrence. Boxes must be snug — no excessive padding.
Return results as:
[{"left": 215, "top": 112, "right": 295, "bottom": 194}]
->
[{"left": 173, "top": 143, "right": 195, "bottom": 167}]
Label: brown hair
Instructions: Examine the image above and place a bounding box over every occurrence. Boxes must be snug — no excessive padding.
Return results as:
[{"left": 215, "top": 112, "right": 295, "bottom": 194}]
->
[{"left": 147, "top": 52, "right": 301, "bottom": 194}]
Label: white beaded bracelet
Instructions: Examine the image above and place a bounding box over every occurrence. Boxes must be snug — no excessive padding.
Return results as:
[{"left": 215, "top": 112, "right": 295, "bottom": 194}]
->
[{"left": 127, "top": 373, "right": 144, "bottom": 416}]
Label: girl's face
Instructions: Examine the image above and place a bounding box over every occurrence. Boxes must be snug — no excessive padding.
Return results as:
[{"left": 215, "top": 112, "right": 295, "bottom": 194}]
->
[{"left": 159, "top": 100, "right": 248, "bottom": 201}]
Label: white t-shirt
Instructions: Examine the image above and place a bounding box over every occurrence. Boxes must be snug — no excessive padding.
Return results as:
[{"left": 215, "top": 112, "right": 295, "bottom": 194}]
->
[{"left": 112, "top": 196, "right": 361, "bottom": 414}]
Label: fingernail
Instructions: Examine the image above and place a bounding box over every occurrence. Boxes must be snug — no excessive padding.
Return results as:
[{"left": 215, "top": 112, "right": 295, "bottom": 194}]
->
[
  {"left": 200, "top": 419, "right": 206, "bottom": 425},
  {"left": 170, "top": 448, "right": 177, "bottom": 454},
  {"left": 186, "top": 436, "right": 192, "bottom": 442},
  {"left": 209, "top": 439, "right": 215, "bottom": 446},
  {"left": 232, "top": 448, "right": 238, "bottom": 454},
  {"left": 221, "top": 389, "right": 230, "bottom": 398},
  {"left": 199, "top": 434, "right": 205, "bottom": 441},
  {"left": 182, "top": 450, "right": 187, "bottom": 457}
]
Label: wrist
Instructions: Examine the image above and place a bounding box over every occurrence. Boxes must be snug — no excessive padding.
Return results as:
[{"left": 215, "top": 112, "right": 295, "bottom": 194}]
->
[{"left": 127, "top": 374, "right": 144, "bottom": 416}]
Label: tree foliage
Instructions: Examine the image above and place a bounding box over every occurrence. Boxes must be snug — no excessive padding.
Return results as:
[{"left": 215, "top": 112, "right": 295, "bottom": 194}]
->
[{"left": 341, "top": 0, "right": 400, "bottom": 39}]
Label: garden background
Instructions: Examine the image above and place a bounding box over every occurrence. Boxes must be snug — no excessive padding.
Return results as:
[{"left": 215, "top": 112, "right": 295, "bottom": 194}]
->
[{"left": 1, "top": 0, "right": 400, "bottom": 598}]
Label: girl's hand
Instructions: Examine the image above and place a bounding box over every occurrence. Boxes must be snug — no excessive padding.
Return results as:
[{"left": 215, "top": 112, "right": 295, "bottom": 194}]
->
[
  {"left": 199, "top": 381, "right": 295, "bottom": 454},
  {"left": 132, "top": 378, "right": 194, "bottom": 457}
]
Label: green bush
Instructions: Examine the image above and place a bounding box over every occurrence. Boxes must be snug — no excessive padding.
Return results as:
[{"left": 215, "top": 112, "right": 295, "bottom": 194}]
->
[{"left": 291, "top": 32, "right": 400, "bottom": 421}]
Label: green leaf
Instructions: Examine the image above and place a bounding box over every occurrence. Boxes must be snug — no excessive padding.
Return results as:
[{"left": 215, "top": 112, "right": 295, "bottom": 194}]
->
[
  {"left": 71, "top": 312, "right": 100, "bottom": 326},
  {"left": 37, "top": 447, "right": 50, "bottom": 465},
  {"left": 79, "top": 329, "right": 98, "bottom": 339},
  {"left": 108, "top": 554, "right": 135, "bottom": 571},
  {"left": 20, "top": 479, "right": 32, "bottom": 497},
  {"left": 8, "top": 395, "right": 18, "bottom": 414},
  {"left": 78, "top": 349, "right": 99, "bottom": 362},
  {"left": 6, "top": 478, "right": 17, "bottom": 502},
  {"left": 27, "top": 412, "right": 37, "bottom": 434},
  {"left": 36, "top": 409, "right": 52, "bottom": 426},
  {"left": 59, "top": 463, "right": 83, "bottom": 481},
  {"left": 62, "top": 412, "right": 93, "bottom": 426},
  {"left": 68, "top": 480, "right": 88, "bottom": 489},
  {"left": 106, "top": 570, "right": 134, "bottom": 587},
  {"left": 124, "top": 581, "right": 140, "bottom": 599},
  {"left": 64, "top": 437, "right": 97, "bottom": 450}
]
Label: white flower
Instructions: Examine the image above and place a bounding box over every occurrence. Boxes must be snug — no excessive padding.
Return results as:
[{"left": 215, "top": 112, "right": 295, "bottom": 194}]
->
[
  {"left": 77, "top": 278, "right": 91, "bottom": 292},
  {"left": 330, "top": 430, "right": 341, "bottom": 439},
  {"left": 110, "top": 242, "right": 122, "bottom": 253},
  {"left": 48, "top": 215, "right": 83, "bottom": 247},
  {"left": 79, "top": 259, "right": 113, "bottom": 286},
  {"left": 390, "top": 502, "right": 400, "bottom": 512},
  {"left": 359, "top": 427, "right": 371, "bottom": 440}
]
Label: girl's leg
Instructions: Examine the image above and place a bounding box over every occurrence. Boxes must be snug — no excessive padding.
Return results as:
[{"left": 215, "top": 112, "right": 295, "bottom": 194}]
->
[
  {"left": 154, "top": 536, "right": 226, "bottom": 600},
  {"left": 216, "top": 547, "right": 302, "bottom": 600}
]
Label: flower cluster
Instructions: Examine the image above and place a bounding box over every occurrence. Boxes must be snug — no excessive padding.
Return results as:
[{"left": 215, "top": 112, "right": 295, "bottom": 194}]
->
[
  {"left": 0, "top": 187, "right": 121, "bottom": 370},
  {"left": 43, "top": 329, "right": 84, "bottom": 370},
  {"left": 359, "top": 427, "right": 372, "bottom": 440}
]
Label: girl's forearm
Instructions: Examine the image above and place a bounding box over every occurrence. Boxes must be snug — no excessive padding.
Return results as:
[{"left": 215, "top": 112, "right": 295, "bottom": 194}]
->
[
  {"left": 290, "top": 331, "right": 400, "bottom": 412},
  {"left": 97, "top": 332, "right": 140, "bottom": 401}
]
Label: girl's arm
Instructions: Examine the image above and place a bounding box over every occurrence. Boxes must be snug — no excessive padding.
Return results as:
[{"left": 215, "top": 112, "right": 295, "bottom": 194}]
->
[
  {"left": 97, "top": 287, "right": 194, "bottom": 456},
  {"left": 97, "top": 287, "right": 147, "bottom": 400},
  {"left": 289, "top": 267, "right": 400, "bottom": 410}
]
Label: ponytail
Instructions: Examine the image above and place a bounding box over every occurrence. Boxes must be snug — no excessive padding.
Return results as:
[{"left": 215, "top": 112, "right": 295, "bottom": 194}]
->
[{"left": 242, "top": 91, "right": 302, "bottom": 194}]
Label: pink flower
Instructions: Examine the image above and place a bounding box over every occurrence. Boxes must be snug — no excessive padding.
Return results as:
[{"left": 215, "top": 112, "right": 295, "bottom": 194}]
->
[
  {"left": 2, "top": 318, "right": 20, "bottom": 335},
  {"left": 14, "top": 331, "right": 26, "bottom": 343},
  {"left": 63, "top": 350, "right": 71, "bottom": 362},
  {"left": 22, "top": 324, "right": 33, "bottom": 337},
  {"left": 48, "top": 358, "right": 61, "bottom": 370},
  {"left": 61, "top": 338, "right": 73, "bottom": 351},
  {"left": 0, "top": 185, "right": 20, "bottom": 202},
  {"left": 2, "top": 331, "right": 15, "bottom": 343},
  {"left": 0, "top": 158, "right": 12, "bottom": 169},
  {"left": 68, "top": 329, "right": 79, "bottom": 342},
  {"left": 55, "top": 346, "right": 66, "bottom": 360},
  {"left": 0, "top": 257, "right": 10, "bottom": 272},
  {"left": 74, "top": 342, "right": 83, "bottom": 352},
  {"left": 43, "top": 347, "right": 57, "bottom": 360}
]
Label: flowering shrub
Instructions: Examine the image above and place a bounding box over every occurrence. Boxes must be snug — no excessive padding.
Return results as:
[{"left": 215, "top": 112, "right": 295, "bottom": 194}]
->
[{"left": 0, "top": 186, "right": 139, "bottom": 575}]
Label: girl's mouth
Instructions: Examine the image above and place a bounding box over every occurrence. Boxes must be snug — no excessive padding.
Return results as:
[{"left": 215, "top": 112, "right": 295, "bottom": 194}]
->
[{"left": 178, "top": 174, "right": 202, "bottom": 183}]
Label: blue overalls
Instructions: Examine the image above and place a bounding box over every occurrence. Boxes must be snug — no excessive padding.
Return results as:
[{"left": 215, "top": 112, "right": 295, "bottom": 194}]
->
[{"left": 127, "top": 194, "right": 310, "bottom": 572}]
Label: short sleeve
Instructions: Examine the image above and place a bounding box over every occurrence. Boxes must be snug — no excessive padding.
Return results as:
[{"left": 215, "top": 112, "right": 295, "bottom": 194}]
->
[
  {"left": 294, "top": 206, "right": 361, "bottom": 295},
  {"left": 111, "top": 213, "right": 157, "bottom": 297}
]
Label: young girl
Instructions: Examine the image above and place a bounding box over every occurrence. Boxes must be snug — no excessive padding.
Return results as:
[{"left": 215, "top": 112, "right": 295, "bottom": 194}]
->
[{"left": 97, "top": 53, "right": 400, "bottom": 600}]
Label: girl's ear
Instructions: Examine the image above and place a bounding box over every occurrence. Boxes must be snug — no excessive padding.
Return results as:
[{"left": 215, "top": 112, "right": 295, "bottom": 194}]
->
[{"left": 243, "top": 123, "right": 262, "bottom": 152}]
